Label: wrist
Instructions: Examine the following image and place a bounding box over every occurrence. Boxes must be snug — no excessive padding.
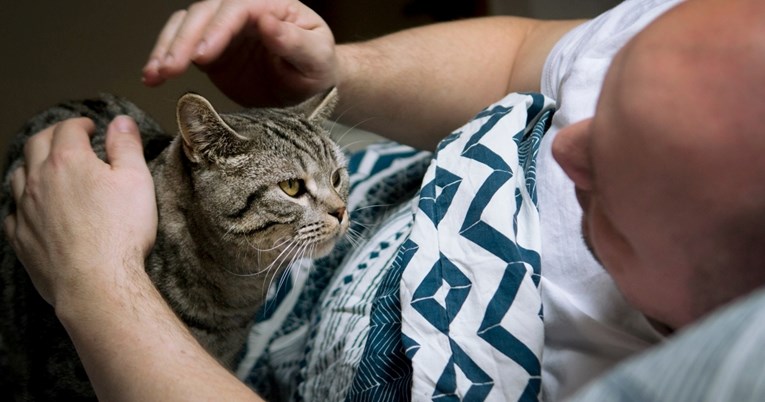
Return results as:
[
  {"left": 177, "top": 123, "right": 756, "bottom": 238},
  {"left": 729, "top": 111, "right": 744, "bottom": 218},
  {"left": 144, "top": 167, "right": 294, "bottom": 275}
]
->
[
  {"left": 333, "top": 42, "right": 392, "bottom": 128},
  {"left": 54, "top": 253, "right": 154, "bottom": 328},
  {"left": 52, "top": 256, "right": 265, "bottom": 402},
  {"left": 333, "top": 44, "right": 361, "bottom": 121}
]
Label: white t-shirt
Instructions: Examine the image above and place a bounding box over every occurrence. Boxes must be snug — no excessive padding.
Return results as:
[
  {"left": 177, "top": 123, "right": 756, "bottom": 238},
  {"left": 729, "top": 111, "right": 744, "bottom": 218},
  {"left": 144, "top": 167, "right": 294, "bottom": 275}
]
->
[{"left": 536, "top": 0, "right": 682, "bottom": 399}]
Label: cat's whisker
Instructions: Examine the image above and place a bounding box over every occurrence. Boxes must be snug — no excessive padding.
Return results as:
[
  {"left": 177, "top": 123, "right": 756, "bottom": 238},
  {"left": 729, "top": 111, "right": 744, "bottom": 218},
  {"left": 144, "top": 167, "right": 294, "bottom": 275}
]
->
[
  {"left": 339, "top": 139, "right": 383, "bottom": 154},
  {"left": 328, "top": 108, "right": 372, "bottom": 138},
  {"left": 231, "top": 235, "right": 294, "bottom": 274},
  {"left": 348, "top": 220, "right": 372, "bottom": 229},
  {"left": 344, "top": 227, "right": 367, "bottom": 249},
  {"left": 293, "top": 243, "right": 315, "bottom": 286},
  {"left": 245, "top": 236, "right": 291, "bottom": 253},
  {"left": 285, "top": 242, "right": 310, "bottom": 280},
  {"left": 268, "top": 240, "right": 311, "bottom": 301},
  {"left": 352, "top": 202, "right": 396, "bottom": 212},
  {"left": 326, "top": 111, "right": 347, "bottom": 140},
  {"left": 331, "top": 116, "right": 377, "bottom": 148},
  {"left": 266, "top": 243, "right": 305, "bottom": 307},
  {"left": 348, "top": 220, "right": 383, "bottom": 233},
  {"left": 263, "top": 254, "right": 287, "bottom": 301},
  {"left": 261, "top": 241, "right": 297, "bottom": 274},
  {"left": 225, "top": 237, "right": 298, "bottom": 278},
  {"left": 330, "top": 104, "right": 354, "bottom": 128}
]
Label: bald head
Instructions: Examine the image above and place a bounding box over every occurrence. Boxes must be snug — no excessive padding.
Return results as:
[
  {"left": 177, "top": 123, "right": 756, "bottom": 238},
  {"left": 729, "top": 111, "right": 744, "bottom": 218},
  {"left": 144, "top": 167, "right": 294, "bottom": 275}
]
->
[
  {"left": 602, "top": 0, "right": 765, "bottom": 227},
  {"left": 614, "top": 0, "right": 765, "bottom": 147},
  {"left": 553, "top": 0, "right": 765, "bottom": 329}
]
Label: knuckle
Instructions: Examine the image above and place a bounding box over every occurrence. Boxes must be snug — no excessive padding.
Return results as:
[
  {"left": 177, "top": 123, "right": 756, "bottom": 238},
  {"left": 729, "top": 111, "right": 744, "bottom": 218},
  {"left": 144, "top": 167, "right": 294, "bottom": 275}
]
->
[
  {"left": 57, "top": 117, "right": 93, "bottom": 133},
  {"left": 187, "top": 2, "right": 207, "bottom": 13},
  {"left": 3, "top": 215, "right": 14, "bottom": 236},
  {"left": 190, "top": 0, "right": 222, "bottom": 17},
  {"left": 171, "top": 9, "right": 188, "bottom": 20},
  {"left": 47, "top": 148, "right": 79, "bottom": 169},
  {"left": 24, "top": 134, "right": 42, "bottom": 154},
  {"left": 22, "top": 173, "right": 43, "bottom": 198}
]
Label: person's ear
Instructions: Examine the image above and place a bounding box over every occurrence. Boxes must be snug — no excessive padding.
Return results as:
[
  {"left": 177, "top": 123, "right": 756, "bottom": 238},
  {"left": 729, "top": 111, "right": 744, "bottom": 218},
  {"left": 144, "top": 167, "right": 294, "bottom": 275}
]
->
[{"left": 552, "top": 119, "right": 594, "bottom": 190}]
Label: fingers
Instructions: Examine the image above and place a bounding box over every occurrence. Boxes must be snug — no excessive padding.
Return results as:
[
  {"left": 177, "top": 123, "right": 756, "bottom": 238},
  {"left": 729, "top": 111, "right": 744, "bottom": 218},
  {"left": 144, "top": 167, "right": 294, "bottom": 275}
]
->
[
  {"left": 22, "top": 125, "right": 54, "bottom": 171},
  {"left": 14, "top": 118, "right": 97, "bottom": 229},
  {"left": 24, "top": 118, "right": 95, "bottom": 173},
  {"left": 159, "top": 2, "right": 222, "bottom": 76},
  {"left": 49, "top": 118, "right": 96, "bottom": 159},
  {"left": 7, "top": 167, "right": 25, "bottom": 245},
  {"left": 143, "top": 10, "right": 189, "bottom": 86},
  {"left": 3, "top": 212, "right": 16, "bottom": 243},
  {"left": 193, "top": 0, "right": 264, "bottom": 63},
  {"left": 142, "top": 0, "right": 281, "bottom": 84},
  {"left": 10, "top": 167, "right": 26, "bottom": 205},
  {"left": 143, "top": 0, "right": 231, "bottom": 85},
  {"left": 105, "top": 116, "right": 147, "bottom": 170}
]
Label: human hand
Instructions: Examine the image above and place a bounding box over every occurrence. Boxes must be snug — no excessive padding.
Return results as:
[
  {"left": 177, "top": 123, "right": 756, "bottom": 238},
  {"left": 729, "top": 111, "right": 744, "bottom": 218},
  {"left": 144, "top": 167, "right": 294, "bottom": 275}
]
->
[
  {"left": 142, "top": 0, "right": 337, "bottom": 107},
  {"left": 3, "top": 116, "right": 158, "bottom": 308}
]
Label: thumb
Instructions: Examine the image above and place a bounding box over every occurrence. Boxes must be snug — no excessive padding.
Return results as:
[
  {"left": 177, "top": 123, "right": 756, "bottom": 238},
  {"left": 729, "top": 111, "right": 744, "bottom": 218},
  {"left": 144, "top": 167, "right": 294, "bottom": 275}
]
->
[{"left": 105, "top": 115, "right": 147, "bottom": 170}]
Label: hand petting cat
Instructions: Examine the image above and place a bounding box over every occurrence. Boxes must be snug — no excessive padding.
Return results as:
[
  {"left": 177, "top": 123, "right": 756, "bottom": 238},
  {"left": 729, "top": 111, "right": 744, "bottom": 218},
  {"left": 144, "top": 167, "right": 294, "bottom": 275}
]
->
[
  {"left": 3, "top": 116, "right": 157, "bottom": 309},
  {"left": 142, "top": 0, "right": 337, "bottom": 108}
]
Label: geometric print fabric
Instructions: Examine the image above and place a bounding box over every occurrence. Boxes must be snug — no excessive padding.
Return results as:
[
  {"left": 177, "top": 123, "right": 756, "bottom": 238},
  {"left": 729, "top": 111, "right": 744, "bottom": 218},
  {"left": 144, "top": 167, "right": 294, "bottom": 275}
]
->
[{"left": 400, "top": 93, "right": 555, "bottom": 401}]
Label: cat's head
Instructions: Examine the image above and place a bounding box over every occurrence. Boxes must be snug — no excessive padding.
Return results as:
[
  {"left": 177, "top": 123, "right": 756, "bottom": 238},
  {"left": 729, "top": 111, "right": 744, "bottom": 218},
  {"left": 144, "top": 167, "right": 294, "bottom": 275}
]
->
[{"left": 173, "top": 89, "right": 349, "bottom": 269}]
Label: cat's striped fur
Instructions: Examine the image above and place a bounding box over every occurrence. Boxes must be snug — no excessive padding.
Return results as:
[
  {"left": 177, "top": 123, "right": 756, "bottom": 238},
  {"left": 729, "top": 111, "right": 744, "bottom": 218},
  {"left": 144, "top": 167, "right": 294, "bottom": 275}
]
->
[{"left": 0, "top": 90, "right": 349, "bottom": 401}]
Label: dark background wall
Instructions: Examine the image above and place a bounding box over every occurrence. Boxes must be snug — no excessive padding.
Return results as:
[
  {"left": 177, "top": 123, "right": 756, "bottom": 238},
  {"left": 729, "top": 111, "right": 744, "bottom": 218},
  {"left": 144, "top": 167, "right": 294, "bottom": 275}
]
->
[{"left": 0, "top": 0, "right": 618, "bottom": 156}]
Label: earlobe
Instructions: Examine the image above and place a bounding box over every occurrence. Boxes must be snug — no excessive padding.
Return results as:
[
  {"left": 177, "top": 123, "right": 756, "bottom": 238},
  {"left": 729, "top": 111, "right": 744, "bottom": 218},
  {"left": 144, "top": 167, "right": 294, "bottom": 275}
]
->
[{"left": 552, "top": 119, "right": 594, "bottom": 190}]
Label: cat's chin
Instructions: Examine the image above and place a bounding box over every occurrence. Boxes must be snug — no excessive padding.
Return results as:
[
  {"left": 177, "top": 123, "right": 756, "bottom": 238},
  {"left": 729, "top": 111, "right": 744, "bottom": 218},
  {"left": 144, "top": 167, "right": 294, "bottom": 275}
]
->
[{"left": 311, "top": 238, "right": 342, "bottom": 259}]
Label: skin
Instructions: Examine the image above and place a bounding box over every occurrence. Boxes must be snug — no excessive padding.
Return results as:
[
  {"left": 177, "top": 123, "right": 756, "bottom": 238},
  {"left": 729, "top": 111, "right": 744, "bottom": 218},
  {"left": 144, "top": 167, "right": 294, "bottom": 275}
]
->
[
  {"left": 552, "top": 0, "right": 765, "bottom": 331},
  {"left": 5, "top": 1, "right": 578, "bottom": 400}
]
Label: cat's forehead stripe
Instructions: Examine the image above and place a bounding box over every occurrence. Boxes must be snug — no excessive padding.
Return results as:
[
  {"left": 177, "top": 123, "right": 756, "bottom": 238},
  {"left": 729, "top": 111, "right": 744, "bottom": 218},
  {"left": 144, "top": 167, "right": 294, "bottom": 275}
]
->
[
  {"left": 265, "top": 121, "right": 337, "bottom": 167},
  {"left": 318, "top": 136, "right": 335, "bottom": 167},
  {"left": 263, "top": 124, "right": 315, "bottom": 157},
  {"left": 228, "top": 112, "right": 341, "bottom": 174}
]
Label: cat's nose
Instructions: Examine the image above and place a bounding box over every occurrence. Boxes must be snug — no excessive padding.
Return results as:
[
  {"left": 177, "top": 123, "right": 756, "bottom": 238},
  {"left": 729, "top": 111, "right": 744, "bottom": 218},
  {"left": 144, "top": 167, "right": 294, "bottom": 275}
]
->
[{"left": 330, "top": 206, "right": 346, "bottom": 223}]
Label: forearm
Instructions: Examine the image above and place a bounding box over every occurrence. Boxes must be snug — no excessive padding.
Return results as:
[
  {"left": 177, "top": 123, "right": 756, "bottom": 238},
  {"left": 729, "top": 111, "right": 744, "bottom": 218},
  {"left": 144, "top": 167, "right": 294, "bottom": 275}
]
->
[
  {"left": 55, "top": 258, "right": 263, "bottom": 402},
  {"left": 335, "top": 17, "right": 583, "bottom": 150}
]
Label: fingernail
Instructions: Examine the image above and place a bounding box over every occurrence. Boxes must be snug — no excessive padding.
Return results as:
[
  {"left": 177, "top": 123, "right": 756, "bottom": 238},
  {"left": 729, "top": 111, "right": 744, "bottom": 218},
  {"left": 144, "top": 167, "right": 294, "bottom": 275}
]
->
[
  {"left": 114, "top": 115, "right": 135, "bottom": 133},
  {"left": 146, "top": 58, "right": 160, "bottom": 71}
]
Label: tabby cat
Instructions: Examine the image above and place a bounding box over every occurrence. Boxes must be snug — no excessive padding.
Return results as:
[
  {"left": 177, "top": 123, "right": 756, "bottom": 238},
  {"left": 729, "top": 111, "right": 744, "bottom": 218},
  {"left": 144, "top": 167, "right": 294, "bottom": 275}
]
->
[{"left": 0, "top": 89, "right": 349, "bottom": 401}]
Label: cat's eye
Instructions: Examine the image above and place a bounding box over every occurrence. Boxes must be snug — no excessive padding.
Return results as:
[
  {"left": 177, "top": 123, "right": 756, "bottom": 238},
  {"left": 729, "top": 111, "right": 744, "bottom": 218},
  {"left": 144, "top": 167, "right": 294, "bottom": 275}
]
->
[
  {"left": 331, "top": 169, "right": 343, "bottom": 188},
  {"left": 279, "top": 178, "right": 304, "bottom": 197}
]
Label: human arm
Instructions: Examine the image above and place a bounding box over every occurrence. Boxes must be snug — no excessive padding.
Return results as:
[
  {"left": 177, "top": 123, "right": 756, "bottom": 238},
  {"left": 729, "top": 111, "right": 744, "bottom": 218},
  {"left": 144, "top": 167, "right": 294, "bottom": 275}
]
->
[
  {"left": 333, "top": 17, "right": 581, "bottom": 149},
  {"left": 4, "top": 117, "right": 264, "bottom": 402},
  {"left": 142, "top": 0, "right": 583, "bottom": 150}
]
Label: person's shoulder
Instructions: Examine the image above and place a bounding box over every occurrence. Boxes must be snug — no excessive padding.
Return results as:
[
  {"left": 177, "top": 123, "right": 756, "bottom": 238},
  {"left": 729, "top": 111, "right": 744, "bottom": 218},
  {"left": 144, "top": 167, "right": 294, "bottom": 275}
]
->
[
  {"left": 550, "top": 0, "right": 682, "bottom": 63},
  {"left": 541, "top": 0, "right": 682, "bottom": 108}
]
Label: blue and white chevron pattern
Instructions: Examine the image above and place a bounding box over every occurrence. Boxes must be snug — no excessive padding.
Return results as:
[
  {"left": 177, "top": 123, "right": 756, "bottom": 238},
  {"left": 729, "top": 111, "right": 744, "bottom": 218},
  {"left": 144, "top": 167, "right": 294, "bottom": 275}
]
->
[{"left": 400, "top": 92, "right": 554, "bottom": 401}]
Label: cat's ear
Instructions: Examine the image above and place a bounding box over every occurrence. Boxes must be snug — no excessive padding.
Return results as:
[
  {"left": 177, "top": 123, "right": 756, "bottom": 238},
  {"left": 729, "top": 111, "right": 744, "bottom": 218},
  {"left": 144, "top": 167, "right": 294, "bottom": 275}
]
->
[
  {"left": 176, "top": 93, "right": 247, "bottom": 163},
  {"left": 296, "top": 87, "right": 338, "bottom": 122}
]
